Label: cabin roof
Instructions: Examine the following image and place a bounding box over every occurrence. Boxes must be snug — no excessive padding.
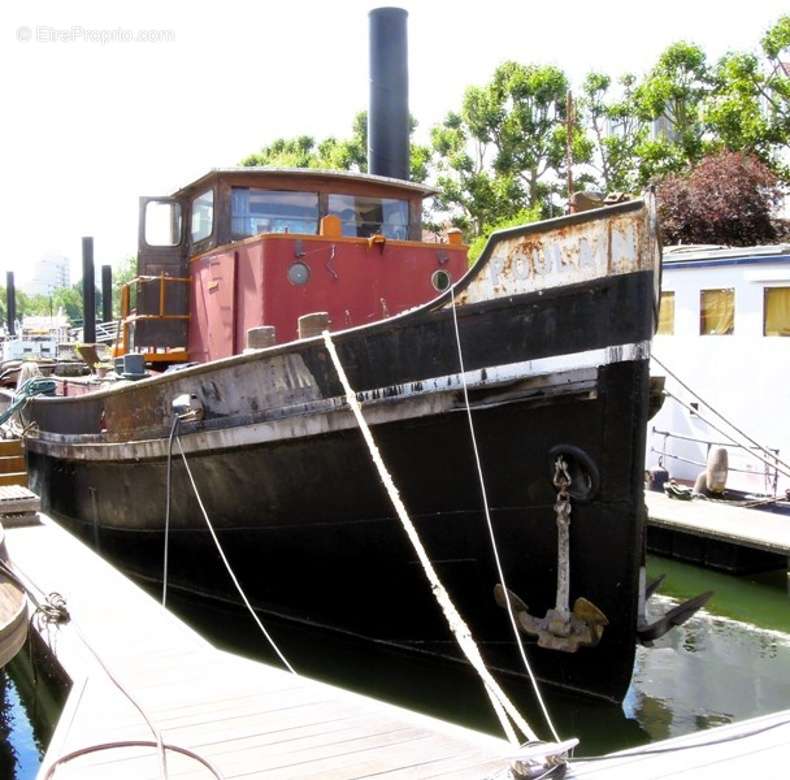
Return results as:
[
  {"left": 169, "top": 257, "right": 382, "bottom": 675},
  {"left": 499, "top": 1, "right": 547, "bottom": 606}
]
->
[
  {"left": 172, "top": 167, "right": 437, "bottom": 199},
  {"left": 663, "top": 243, "right": 790, "bottom": 265}
]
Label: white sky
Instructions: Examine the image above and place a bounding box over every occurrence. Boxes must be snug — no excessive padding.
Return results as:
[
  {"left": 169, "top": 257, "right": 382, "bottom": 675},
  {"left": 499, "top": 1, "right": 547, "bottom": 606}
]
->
[{"left": 1, "top": 0, "right": 786, "bottom": 288}]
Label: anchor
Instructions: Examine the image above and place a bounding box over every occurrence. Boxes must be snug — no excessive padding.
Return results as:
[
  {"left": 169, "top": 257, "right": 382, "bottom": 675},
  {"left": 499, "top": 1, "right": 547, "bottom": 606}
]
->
[
  {"left": 637, "top": 572, "right": 713, "bottom": 645},
  {"left": 494, "top": 455, "right": 609, "bottom": 653}
]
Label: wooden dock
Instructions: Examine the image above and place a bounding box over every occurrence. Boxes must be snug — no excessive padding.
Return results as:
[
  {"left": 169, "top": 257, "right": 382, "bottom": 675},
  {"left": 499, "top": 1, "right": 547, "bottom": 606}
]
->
[
  {"left": 7, "top": 509, "right": 790, "bottom": 779},
  {"left": 645, "top": 491, "right": 790, "bottom": 574},
  {"left": 7, "top": 516, "right": 515, "bottom": 779}
]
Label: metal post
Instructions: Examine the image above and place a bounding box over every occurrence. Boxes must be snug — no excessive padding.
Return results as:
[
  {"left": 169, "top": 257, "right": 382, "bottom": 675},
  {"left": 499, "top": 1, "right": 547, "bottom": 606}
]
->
[
  {"left": 565, "top": 91, "right": 574, "bottom": 211},
  {"left": 82, "top": 237, "right": 96, "bottom": 343},
  {"left": 101, "top": 264, "right": 112, "bottom": 323},
  {"left": 5, "top": 271, "right": 16, "bottom": 336}
]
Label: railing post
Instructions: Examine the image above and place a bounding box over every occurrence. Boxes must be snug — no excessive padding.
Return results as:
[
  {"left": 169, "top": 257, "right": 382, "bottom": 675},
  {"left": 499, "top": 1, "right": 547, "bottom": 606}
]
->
[
  {"left": 159, "top": 272, "right": 166, "bottom": 317},
  {"left": 120, "top": 284, "right": 130, "bottom": 355}
]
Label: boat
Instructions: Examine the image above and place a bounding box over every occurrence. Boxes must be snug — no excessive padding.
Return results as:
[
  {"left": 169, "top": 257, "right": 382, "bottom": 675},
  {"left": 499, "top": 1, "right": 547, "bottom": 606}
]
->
[
  {"left": 0, "top": 522, "right": 28, "bottom": 668},
  {"left": 646, "top": 242, "right": 790, "bottom": 512},
  {"left": 15, "top": 8, "right": 679, "bottom": 703}
]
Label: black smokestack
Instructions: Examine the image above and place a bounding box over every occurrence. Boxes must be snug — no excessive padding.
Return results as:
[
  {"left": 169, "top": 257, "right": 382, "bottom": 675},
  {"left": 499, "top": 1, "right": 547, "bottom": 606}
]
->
[
  {"left": 5, "top": 272, "right": 16, "bottom": 336},
  {"left": 82, "top": 237, "right": 96, "bottom": 343},
  {"left": 101, "top": 264, "right": 113, "bottom": 323},
  {"left": 368, "top": 7, "right": 409, "bottom": 181}
]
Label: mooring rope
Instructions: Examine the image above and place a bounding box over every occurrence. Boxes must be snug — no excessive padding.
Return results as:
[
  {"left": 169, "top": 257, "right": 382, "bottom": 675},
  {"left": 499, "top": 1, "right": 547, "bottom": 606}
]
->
[
  {"left": 322, "top": 330, "right": 538, "bottom": 746},
  {"left": 175, "top": 437, "right": 296, "bottom": 675},
  {"left": 449, "top": 286, "right": 562, "bottom": 744},
  {"left": 2, "top": 558, "right": 224, "bottom": 780}
]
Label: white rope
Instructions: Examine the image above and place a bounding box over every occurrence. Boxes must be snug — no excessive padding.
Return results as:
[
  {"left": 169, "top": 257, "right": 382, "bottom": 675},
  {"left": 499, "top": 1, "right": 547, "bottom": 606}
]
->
[
  {"left": 449, "top": 287, "right": 562, "bottom": 743},
  {"left": 176, "top": 438, "right": 296, "bottom": 675},
  {"left": 322, "top": 330, "right": 538, "bottom": 746}
]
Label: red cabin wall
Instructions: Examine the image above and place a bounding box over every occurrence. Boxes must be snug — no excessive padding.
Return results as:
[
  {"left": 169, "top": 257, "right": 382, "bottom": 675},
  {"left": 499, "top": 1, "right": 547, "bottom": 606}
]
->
[{"left": 188, "top": 235, "right": 467, "bottom": 363}]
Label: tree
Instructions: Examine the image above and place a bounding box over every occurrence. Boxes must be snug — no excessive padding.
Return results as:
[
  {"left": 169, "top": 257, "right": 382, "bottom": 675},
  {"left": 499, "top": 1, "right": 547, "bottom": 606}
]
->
[
  {"left": 51, "top": 285, "right": 83, "bottom": 322},
  {"left": 633, "top": 42, "right": 712, "bottom": 182},
  {"left": 113, "top": 255, "right": 137, "bottom": 318},
  {"left": 242, "top": 111, "right": 432, "bottom": 183},
  {"left": 657, "top": 151, "right": 783, "bottom": 245},
  {"left": 581, "top": 72, "right": 648, "bottom": 193},
  {"left": 430, "top": 111, "right": 523, "bottom": 236},
  {"left": 704, "top": 15, "right": 790, "bottom": 181},
  {"left": 431, "top": 62, "right": 591, "bottom": 234}
]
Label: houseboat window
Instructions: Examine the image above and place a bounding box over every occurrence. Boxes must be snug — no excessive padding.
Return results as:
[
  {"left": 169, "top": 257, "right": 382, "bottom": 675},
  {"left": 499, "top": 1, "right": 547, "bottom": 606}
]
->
[
  {"left": 764, "top": 287, "right": 790, "bottom": 336},
  {"left": 231, "top": 188, "right": 319, "bottom": 237},
  {"left": 191, "top": 190, "right": 214, "bottom": 243},
  {"left": 657, "top": 291, "right": 675, "bottom": 335},
  {"left": 144, "top": 200, "right": 182, "bottom": 247},
  {"left": 700, "top": 289, "right": 735, "bottom": 335},
  {"left": 327, "top": 194, "right": 408, "bottom": 239}
]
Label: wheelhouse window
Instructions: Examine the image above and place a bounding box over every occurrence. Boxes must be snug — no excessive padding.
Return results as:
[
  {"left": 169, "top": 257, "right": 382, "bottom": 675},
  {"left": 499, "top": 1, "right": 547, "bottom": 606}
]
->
[
  {"left": 191, "top": 190, "right": 214, "bottom": 243},
  {"left": 657, "top": 291, "right": 675, "bottom": 335},
  {"left": 327, "top": 194, "right": 408, "bottom": 239},
  {"left": 700, "top": 289, "right": 735, "bottom": 335},
  {"left": 231, "top": 188, "right": 319, "bottom": 238},
  {"left": 764, "top": 287, "right": 790, "bottom": 336}
]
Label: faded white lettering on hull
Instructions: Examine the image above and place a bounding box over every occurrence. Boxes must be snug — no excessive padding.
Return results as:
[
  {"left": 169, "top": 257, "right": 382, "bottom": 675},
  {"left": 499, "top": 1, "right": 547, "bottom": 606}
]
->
[{"left": 459, "top": 211, "right": 650, "bottom": 304}]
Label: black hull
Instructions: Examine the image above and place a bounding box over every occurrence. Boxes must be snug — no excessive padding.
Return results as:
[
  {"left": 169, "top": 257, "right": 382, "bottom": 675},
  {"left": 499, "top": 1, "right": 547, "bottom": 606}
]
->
[{"left": 29, "top": 354, "right": 649, "bottom": 702}]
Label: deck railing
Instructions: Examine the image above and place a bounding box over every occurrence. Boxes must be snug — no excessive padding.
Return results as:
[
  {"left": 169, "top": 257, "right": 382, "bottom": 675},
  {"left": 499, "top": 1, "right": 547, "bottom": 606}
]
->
[
  {"left": 116, "top": 274, "right": 190, "bottom": 361},
  {"left": 651, "top": 425, "right": 781, "bottom": 494}
]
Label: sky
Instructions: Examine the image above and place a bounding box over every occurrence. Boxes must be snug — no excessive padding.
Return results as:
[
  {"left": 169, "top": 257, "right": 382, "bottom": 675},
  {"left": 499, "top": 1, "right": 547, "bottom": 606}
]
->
[{"left": 1, "top": 0, "right": 787, "bottom": 289}]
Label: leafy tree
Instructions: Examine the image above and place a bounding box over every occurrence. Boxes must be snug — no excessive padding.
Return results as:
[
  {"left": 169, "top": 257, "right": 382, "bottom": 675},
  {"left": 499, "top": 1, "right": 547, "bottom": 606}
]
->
[
  {"left": 242, "top": 111, "right": 432, "bottom": 183},
  {"left": 633, "top": 42, "right": 712, "bottom": 182},
  {"left": 704, "top": 15, "right": 790, "bottom": 181},
  {"left": 430, "top": 111, "right": 523, "bottom": 236},
  {"left": 431, "top": 62, "right": 591, "bottom": 234},
  {"left": 657, "top": 151, "right": 783, "bottom": 245},
  {"left": 113, "top": 255, "right": 137, "bottom": 318},
  {"left": 581, "top": 72, "right": 648, "bottom": 193}
]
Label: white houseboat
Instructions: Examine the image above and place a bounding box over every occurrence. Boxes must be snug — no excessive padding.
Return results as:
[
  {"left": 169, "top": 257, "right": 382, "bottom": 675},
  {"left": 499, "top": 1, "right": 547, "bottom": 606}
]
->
[{"left": 647, "top": 243, "right": 790, "bottom": 498}]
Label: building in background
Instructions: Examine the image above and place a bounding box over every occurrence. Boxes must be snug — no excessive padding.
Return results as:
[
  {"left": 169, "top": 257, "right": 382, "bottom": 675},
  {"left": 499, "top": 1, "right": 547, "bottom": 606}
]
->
[{"left": 25, "top": 252, "right": 71, "bottom": 296}]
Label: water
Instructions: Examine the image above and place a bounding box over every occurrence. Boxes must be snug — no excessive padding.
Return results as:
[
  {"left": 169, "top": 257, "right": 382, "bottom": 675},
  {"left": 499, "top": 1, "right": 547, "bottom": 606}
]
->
[
  {"left": 159, "top": 553, "right": 790, "bottom": 755},
  {"left": 0, "top": 649, "right": 66, "bottom": 780},
  {"left": 2, "top": 553, "right": 788, "bottom": 771}
]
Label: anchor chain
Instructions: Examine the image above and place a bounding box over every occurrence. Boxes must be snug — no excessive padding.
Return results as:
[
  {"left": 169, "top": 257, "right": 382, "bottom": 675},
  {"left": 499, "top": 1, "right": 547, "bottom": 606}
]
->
[
  {"left": 493, "top": 454, "right": 609, "bottom": 653},
  {"left": 552, "top": 457, "right": 572, "bottom": 622}
]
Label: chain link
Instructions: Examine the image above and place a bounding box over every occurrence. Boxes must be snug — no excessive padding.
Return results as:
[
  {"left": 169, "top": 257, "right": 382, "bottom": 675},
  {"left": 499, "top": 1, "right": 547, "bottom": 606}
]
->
[{"left": 553, "top": 456, "right": 572, "bottom": 526}]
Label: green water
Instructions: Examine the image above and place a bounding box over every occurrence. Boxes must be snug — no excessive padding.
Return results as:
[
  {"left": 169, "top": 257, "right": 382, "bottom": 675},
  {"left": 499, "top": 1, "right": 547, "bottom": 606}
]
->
[{"left": 159, "top": 553, "right": 790, "bottom": 755}]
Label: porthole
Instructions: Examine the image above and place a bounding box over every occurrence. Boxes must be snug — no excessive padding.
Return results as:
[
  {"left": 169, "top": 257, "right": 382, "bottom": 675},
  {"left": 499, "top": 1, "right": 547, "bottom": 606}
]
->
[
  {"left": 287, "top": 262, "right": 310, "bottom": 286},
  {"left": 431, "top": 269, "right": 452, "bottom": 292}
]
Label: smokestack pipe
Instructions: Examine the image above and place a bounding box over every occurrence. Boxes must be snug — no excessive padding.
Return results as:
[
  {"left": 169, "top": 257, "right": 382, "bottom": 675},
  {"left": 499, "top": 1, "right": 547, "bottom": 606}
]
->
[
  {"left": 5, "top": 272, "right": 16, "bottom": 337},
  {"left": 368, "top": 7, "right": 409, "bottom": 181},
  {"left": 101, "top": 264, "right": 113, "bottom": 323},
  {"left": 82, "top": 237, "right": 96, "bottom": 343}
]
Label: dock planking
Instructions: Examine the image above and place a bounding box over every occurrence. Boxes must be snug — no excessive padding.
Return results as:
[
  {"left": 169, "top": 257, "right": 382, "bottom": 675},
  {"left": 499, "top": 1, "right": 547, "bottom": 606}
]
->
[
  {"left": 7, "top": 516, "right": 514, "bottom": 779},
  {"left": 646, "top": 491, "right": 790, "bottom": 563}
]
